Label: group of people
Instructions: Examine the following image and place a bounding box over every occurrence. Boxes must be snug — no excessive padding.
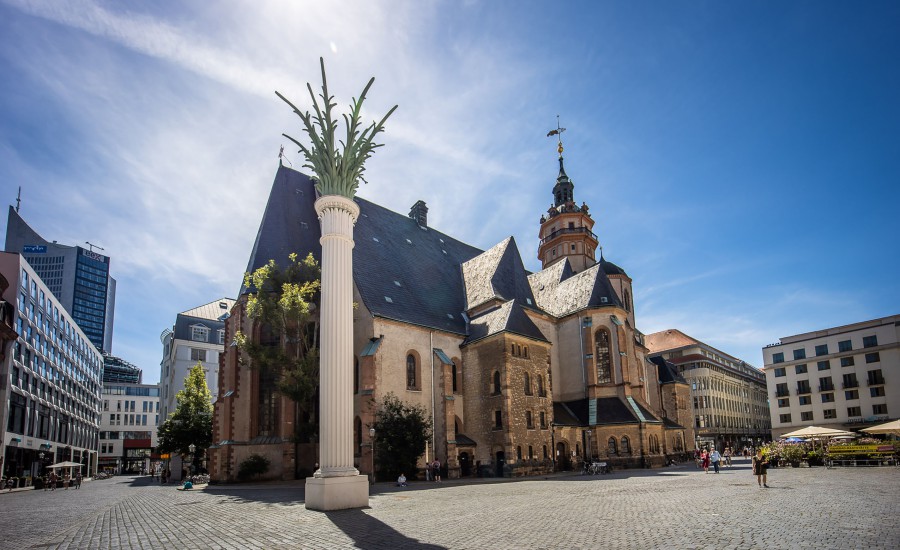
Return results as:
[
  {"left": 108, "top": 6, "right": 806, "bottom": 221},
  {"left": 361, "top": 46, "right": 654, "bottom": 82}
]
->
[
  {"left": 396, "top": 458, "right": 443, "bottom": 487},
  {"left": 695, "top": 448, "right": 733, "bottom": 473},
  {"left": 42, "top": 470, "right": 82, "bottom": 490}
]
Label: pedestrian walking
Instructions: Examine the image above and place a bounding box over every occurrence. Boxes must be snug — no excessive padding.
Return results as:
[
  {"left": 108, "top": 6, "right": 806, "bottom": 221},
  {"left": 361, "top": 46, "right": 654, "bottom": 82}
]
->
[
  {"left": 723, "top": 448, "right": 732, "bottom": 467},
  {"left": 710, "top": 449, "right": 722, "bottom": 473},
  {"left": 701, "top": 450, "right": 710, "bottom": 473},
  {"left": 75, "top": 471, "right": 82, "bottom": 489},
  {"left": 49, "top": 470, "right": 58, "bottom": 491},
  {"left": 752, "top": 449, "right": 769, "bottom": 488}
]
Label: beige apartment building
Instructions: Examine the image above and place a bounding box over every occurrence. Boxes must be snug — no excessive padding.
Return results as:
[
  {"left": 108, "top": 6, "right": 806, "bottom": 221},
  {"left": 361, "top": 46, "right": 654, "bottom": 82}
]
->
[
  {"left": 762, "top": 315, "right": 899, "bottom": 438},
  {"left": 646, "top": 329, "right": 771, "bottom": 450}
]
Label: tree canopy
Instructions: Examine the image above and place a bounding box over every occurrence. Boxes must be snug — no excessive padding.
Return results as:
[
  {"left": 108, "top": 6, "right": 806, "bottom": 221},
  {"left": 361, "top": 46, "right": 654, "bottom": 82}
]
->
[
  {"left": 235, "top": 252, "right": 321, "bottom": 440},
  {"left": 370, "top": 393, "right": 433, "bottom": 481},
  {"left": 157, "top": 362, "right": 213, "bottom": 457}
]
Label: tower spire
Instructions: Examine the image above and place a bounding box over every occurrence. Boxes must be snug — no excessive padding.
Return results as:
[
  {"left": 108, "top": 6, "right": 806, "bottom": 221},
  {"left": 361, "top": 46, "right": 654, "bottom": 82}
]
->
[{"left": 547, "top": 117, "right": 573, "bottom": 206}]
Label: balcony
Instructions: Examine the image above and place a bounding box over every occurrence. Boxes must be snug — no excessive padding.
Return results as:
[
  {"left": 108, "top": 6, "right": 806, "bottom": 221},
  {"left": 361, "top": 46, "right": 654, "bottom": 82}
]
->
[
  {"left": 775, "top": 389, "right": 790, "bottom": 398},
  {"left": 867, "top": 377, "right": 885, "bottom": 386},
  {"left": 796, "top": 386, "right": 812, "bottom": 395},
  {"left": 540, "top": 226, "right": 598, "bottom": 245},
  {"left": 842, "top": 381, "right": 859, "bottom": 389},
  {"left": 818, "top": 384, "right": 834, "bottom": 392}
]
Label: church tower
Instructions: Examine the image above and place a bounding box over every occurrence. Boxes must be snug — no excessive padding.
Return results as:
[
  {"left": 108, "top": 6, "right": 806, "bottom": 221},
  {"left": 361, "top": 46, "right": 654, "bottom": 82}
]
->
[{"left": 537, "top": 122, "right": 599, "bottom": 272}]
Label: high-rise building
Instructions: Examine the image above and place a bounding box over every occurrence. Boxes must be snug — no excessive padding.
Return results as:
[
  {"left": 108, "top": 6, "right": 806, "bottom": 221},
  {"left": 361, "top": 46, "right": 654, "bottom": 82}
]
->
[
  {"left": 102, "top": 354, "right": 143, "bottom": 385},
  {"left": 646, "top": 329, "right": 771, "bottom": 450},
  {"left": 4, "top": 207, "right": 116, "bottom": 353},
  {"left": 0, "top": 252, "right": 103, "bottom": 479},
  {"left": 762, "top": 315, "right": 899, "bottom": 438},
  {"left": 159, "top": 299, "right": 234, "bottom": 422}
]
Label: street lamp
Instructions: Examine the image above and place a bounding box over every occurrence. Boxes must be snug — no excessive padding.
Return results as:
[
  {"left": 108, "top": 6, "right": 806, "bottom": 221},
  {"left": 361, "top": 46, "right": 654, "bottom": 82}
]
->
[{"left": 368, "top": 428, "right": 376, "bottom": 484}]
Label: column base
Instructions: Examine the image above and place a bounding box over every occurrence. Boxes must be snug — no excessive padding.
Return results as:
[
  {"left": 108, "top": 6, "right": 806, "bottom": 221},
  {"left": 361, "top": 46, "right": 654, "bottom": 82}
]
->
[{"left": 305, "top": 475, "right": 370, "bottom": 511}]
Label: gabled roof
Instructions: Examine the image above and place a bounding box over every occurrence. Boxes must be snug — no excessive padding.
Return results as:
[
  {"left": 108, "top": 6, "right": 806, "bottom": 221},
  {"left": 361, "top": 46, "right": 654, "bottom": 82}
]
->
[
  {"left": 463, "top": 300, "right": 549, "bottom": 346},
  {"left": 644, "top": 329, "right": 699, "bottom": 353},
  {"left": 528, "top": 259, "right": 623, "bottom": 318},
  {"left": 649, "top": 356, "right": 687, "bottom": 385},
  {"left": 461, "top": 237, "right": 537, "bottom": 312},
  {"left": 244, "top": 165, "right": 483, "bottom": 335}
]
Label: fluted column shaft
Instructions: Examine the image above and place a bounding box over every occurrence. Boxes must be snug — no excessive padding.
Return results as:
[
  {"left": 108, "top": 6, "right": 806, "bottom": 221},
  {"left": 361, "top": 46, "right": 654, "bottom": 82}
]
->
[{"left": 314, "top": 195, "right": 360, "bottom": 478}]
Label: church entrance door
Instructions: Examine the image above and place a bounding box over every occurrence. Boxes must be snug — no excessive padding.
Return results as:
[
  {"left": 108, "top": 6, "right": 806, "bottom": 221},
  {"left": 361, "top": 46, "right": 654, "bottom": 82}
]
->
[
  {"left": 458, "top": 452, "right": 471, "bottom": 477},
  {"left": 495, "top": 451, "right": 505, "bottom": 477},
  {"left": 556, "top": 442, "right": 569, "bottom": 471}
]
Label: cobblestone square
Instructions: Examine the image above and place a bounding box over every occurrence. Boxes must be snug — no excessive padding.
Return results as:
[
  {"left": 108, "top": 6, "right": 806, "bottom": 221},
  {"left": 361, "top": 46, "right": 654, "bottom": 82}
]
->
[{"left": 1, "top": 458, "right": 897, "bottom": 549}]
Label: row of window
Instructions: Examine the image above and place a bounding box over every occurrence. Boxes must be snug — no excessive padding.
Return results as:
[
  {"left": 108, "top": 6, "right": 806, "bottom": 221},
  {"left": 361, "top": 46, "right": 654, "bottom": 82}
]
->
[
  {"left": 102, "top": 399, "right": 159, "bottom": 413},
  {"left": 774, "top": 370, "right": 885, "bottom": 396},
  {"left": 779, "top": 404, "right": 888, "bottom": 424},
  {"left": 772, "top": 335, "right": 879, "bottom": 364},
  {"left": 6, "top": 392, "right": 98, "bottom": 449},
  {"left": 774, "top": 353, "right": 881, "bottom": 377},
  {"left": 493, "top": 409, "right": 550, "bottom": 430},
  {"left": 694, "top": 414, "right": 770, "bottom": 430},
  {"left": 105, "top": 413, "right": 156, "bottom": 426},
  {"left": 191, "top": 325, "right": 226, "bottom": 344},
  {"left": 778, "top": 384, "right": 886, "bottom": 407}
]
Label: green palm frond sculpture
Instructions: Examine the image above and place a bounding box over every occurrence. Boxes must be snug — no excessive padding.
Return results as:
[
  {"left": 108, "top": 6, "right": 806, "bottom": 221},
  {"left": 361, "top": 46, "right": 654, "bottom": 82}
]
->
[{"left": 276, "top": 57, "right": 397, "bottom": 199}]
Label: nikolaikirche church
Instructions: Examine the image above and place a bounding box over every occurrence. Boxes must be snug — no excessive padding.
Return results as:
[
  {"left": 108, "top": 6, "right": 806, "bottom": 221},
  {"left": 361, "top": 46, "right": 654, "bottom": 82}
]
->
[{"left": 209, "top": 133, "right": 695, "bottom": 482}]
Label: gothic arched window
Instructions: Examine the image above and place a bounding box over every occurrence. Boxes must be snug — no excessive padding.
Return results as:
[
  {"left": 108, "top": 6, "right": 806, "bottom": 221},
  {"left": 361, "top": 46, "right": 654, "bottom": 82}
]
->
[
  {"left": 537, "top": 375, "right": 546, "bottom": 397},
  {"left": 524, "top": 372, "right": 532, "bottom": 395},
  {"left": 624, "top": 289, "right": 632, "bottom": 312},
  {"left": 406, "top": 354, "right": 418, "bottom": 390},
  {"left": 621, "top": 436, "right": 631, "bottom": 454},
  {"left": 608, "top": 437, "right": 617, "bottom": 455},
  {"left": 595, "top": 328, "right": 612, "bottom": 384}
]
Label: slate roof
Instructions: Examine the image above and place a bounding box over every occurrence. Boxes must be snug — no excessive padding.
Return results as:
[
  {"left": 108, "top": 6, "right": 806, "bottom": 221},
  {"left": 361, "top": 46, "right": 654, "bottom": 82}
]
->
[
  {"left": 244, "top": 165, "right": 483, "bottom": 335},
  {"left": 556, "top": 396, "right": 660, "bottom": 426},
  {"left": 463, "top": 300, "right": 549, "bottom": 346},
  {"left": 649, "top": 356, "right": 687, "bottom": 385},
  {"left": 528, "top": 259, "right": 623, "bottom": 318},
  {"left": 461, "top": 237, "right": 537, "bottom": 312},
  {"left": 180, "top": 298, "right": 236, "bottom": 321}
]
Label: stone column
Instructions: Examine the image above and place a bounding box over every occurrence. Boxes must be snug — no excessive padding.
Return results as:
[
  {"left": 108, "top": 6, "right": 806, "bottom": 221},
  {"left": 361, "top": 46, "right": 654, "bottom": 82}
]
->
[{"left": 306, "top": 195, "right": 369, "bottom": 510}]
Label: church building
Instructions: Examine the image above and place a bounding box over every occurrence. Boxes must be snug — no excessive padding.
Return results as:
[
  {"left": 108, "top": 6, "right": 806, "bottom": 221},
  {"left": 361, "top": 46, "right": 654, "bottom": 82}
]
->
[{"left": 209, "top": 142, "right": 694, "bottom": 482}]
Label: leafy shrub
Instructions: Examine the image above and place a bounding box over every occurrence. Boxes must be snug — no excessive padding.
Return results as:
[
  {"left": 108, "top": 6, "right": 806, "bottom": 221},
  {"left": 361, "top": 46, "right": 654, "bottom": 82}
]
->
[{"left": 238, "top": 454, "right": 271, "bottom": 480}]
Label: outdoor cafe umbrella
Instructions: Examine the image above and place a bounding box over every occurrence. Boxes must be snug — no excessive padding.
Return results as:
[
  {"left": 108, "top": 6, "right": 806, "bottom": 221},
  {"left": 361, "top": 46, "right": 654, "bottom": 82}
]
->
[
  {"left": 780, "top": 426, "right": 855, "bottom": 439},
  {"left": 861, "top": 419, "right": 900, "bottom": 436},
  {"left": 48, "top": 461, "right": 82, "bottom": 478}
]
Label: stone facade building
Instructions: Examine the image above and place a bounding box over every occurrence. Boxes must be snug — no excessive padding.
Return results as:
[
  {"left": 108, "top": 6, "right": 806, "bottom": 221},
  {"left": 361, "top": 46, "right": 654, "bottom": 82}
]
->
[
  {"left": 646, "top": 329, "right": 771, "bottom": 451},
  {"left": 210, "top": 153, "right": 694, "bottom": 482}
]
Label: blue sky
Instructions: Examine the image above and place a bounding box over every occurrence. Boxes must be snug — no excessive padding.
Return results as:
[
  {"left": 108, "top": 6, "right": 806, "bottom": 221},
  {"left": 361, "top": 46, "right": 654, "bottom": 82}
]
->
[{"left": 1, "top": 1, "right": 898, "bottom": 383}]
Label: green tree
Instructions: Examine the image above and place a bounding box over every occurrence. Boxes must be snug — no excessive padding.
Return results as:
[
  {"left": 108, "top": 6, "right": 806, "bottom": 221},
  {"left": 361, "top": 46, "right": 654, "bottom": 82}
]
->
[
  {"left": 370, "top": 393, "right": 433, "bottom": 481},
  {"left": 234, "top": 252, "right": 321, "bottom": 442},
  {"left": 157, "top": 362, "right": 213, "bottom": 467}
]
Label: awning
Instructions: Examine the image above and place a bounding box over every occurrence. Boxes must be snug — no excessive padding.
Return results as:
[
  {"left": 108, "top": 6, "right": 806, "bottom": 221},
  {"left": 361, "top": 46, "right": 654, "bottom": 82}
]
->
[{"left": 433, "top": 348, "right": 453, "bottom": 365}]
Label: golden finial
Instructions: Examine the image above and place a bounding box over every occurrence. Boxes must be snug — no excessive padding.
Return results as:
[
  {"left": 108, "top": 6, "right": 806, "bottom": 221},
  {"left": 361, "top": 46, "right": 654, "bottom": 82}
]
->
[{"left": 546, "top": 115, "right": 566, "bottom": 158}]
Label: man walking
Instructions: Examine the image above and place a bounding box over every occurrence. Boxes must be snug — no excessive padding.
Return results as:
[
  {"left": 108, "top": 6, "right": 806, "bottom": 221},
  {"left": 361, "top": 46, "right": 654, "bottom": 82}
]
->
[{"left": 710, "top": 449, "right": 722, "bottom": 473}]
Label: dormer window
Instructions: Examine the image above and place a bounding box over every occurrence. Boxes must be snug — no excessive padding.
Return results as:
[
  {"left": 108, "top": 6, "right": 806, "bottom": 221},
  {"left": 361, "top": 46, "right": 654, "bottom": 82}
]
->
[{"left": 191, "top": 325, "right": 209, "bottom": 342}]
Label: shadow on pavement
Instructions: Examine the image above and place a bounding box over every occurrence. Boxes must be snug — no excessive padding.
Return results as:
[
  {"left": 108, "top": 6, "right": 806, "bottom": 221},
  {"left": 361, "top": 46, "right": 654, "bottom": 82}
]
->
[
  {"left": 203, "top": 485, "right": 307, "bottom": 506},
  {"left": 326, "top": 509, "right": 447, "bottom": 550}
]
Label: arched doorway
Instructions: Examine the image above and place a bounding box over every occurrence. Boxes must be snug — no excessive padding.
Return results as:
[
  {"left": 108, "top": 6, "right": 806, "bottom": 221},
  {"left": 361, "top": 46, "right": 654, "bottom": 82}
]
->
[
  {"left": 556, "top": 442, "right": 569, "bottom": 471},
  {"left": 495, "top": 450, "right": 505, "bottom": 477},
  {"left": 458, "top": 452, "right": 471, "bottom": 477}
]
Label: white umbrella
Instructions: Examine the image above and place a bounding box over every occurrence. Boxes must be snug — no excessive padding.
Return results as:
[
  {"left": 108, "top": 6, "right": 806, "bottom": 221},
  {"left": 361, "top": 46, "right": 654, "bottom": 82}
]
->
[
  {"left": 861, "top": 419, "right": 900, "bottom": 436},
  {"left": 780, "top": 426, "right": 855, "bottom": 438}
]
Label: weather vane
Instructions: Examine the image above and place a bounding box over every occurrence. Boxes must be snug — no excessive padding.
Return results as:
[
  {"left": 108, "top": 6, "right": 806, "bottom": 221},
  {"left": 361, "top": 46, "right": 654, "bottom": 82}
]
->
[{"left": 546, "top": 115, "right": 566, "bottom": 157}]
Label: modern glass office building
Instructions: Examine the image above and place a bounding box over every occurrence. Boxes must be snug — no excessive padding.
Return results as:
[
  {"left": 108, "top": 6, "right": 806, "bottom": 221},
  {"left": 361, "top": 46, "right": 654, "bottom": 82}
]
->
[{"left": 4, "top": 206, "right": 116, "bottom": 352}]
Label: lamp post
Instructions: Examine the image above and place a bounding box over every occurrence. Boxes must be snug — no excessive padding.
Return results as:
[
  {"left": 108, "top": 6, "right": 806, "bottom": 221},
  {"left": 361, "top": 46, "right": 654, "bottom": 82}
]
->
[{"left": 368, "top": 428, "right": 376, "bottom": 485}]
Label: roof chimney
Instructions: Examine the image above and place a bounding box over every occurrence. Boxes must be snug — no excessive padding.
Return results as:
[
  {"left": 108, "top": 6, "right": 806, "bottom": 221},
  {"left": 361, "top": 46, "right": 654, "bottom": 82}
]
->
[{"left": 409, "top": 200, "right": 428, "bottom": 228}]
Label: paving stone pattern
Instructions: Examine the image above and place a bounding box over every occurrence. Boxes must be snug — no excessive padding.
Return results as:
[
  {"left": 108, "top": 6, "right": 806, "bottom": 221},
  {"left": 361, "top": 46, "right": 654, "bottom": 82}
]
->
[{"left": 1, "top": 458, "right": 897, "bottom": 549}]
